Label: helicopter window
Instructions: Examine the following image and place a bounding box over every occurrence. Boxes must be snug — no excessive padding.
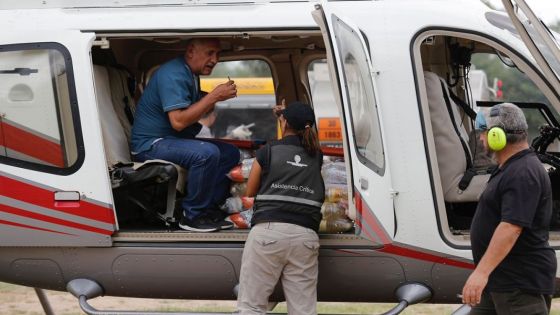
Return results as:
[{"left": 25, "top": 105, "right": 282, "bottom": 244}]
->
[
  {"left": 0, "top": 43, "right": 82, "bottom": 173},
  {"left": 471, "top": 52, "right": 558, "bottom": 141},
  {"left": 333, "top": 18, "right": 384, "bottom": 174},
  {"left": 201, "top": 60, "right": 276, "bottom": 141},
  {"left": 307, "top": 59, "right": 341, "bottom": 146},
  {"left": 485, "top": 9, "right": 560, "bottom": 86},
  {"left": 418, "top": 33, "right": 560, "bottom": 243}
]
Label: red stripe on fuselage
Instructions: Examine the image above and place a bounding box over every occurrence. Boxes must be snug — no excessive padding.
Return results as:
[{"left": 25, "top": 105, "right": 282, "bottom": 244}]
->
[
  {"left": 0, "top": 218, "right": 73, "bottom": 236},
  {"left": 0, "top": 203, "right": 113, "bottom": 235},
  {"left": 355, "top": 191, "right": 391, "bottom": 244},
  {"left": 0, "top": 176, "right": 115, "bottom": 225},
  {"left": 380, "top": 244, "right": 474, "bottom": 269},
  {"left": 2, "top": 122, "right": 64, "bottom": 167},
  {"left": 354, "top": 214, "right": 380, "bottom": 243},
  {"left": 354, "top": 190, "right": 474, "bottom": 270}
]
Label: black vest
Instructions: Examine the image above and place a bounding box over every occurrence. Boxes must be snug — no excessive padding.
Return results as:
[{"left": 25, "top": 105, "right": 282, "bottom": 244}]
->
[{"left": 253, "top": 142, "right": 325, "bottom": 230}]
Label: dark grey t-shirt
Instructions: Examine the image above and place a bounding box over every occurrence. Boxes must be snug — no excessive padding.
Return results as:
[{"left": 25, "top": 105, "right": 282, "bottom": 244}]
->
[{"left": 470, "top": 149, "right": 557, "bottom": 294}]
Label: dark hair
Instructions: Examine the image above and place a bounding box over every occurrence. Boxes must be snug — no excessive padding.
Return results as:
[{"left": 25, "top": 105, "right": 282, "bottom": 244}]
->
[
  {"left": 281, "top": 101, "right": 321, "bottom": 156},
  {"left": 296, "top": 126, "right": 321, "bottom": 156}
]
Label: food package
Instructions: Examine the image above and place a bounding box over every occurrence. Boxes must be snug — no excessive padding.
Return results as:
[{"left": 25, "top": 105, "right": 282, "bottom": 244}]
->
[
  {"left": 241, "top": 196, "right": 254, "bottom": 209},
  {"left": 220, "top": 196, "right": 254, "bottom": 214},
  {"left": 339, "top": 200, "right": 350, "bottom": 217},
  {"left": 221, "top": 197, "right": 243, "bottom": 214},
  {"left": 227, "top": 165, "right": 245, "bottom": 182},
  {"left": 226, "top": 209, "right": 253, "bottom": 229},
  {"left": 319, "top": 217, "right": 354, "bottom": 233},
  {"left": 321, "top": 202, "right": 346, "bottom": 220},
  {"left": 322, "top": 161, "right": 347, "bottom": 184},
  {"left": 227, "top": 158, "right": 255, "bottom": 182},
  {"left": 239, "top": 149, "right": 253, "bottom": 162},
  {"left": 240, "top": 158, "right": 254, "bottom": 177},
  {"left": 325, "top": 183, "right": 348, "bottom": 203},
  {"left": 230, "top": 182, "right": 248, "bottom": 197}
]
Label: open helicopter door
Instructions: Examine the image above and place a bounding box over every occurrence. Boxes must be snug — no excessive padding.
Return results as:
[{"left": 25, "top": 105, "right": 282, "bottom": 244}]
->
[
  {"left": 312, "top": 3, "right": 395, "bottom": 245},
  {"left": 501, "top": 0, "right": 560, "bottom": 109},
  {"left": 0, "top": 30, "right": 116, "bottom": 246}
]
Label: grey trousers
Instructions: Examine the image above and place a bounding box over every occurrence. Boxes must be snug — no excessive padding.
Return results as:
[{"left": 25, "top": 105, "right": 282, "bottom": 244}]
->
[
  {"left": 237, "top": 222, "right": 320, "bottom": 315},
  {"left": 470, "top": 290, "right": 552, "bottom": 315}
]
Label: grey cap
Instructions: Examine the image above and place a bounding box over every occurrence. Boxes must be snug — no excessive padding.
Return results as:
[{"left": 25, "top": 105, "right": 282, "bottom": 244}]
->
[{"left": 487, "top": 103, "right": 528, "bottom": 133}]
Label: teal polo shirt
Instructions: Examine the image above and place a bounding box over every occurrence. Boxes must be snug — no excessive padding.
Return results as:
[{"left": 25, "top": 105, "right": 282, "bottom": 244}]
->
[{"left": 131, "top": 56, "right": 202, "bottom": 154}]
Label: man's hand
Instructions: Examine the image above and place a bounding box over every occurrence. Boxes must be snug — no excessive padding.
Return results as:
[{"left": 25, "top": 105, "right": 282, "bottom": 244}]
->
[
  {"left": 460, "top": 222, "right": 521, "bottom": 307},
  {"left": 209, "top": 79, "right": 237, "bottom": 102},
  {"left": 273, "top": 98, "right": 286, "bottom": 117},
  {"left": 461, "top": 270, "right": 488, "bottom": 306}
]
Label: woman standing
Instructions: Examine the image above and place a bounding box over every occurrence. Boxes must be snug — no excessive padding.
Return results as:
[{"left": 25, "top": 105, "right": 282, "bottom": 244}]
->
[{"left": 237, "top": 101, "right": 325, "bottom": 315}]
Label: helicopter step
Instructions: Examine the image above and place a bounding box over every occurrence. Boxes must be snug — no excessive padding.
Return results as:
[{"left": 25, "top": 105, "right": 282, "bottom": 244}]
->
[{"left": 67, "top": 279, "right": 432, "bottom": 315}]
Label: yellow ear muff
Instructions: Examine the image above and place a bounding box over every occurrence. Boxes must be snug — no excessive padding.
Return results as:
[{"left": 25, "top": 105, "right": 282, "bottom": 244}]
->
[{"left": 487, "top": 126, "right": 507, "bottom": 151}]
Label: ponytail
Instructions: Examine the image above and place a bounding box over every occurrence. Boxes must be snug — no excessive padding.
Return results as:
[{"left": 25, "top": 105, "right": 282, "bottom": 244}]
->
[{"left": 298, "top": 125, "right": 321, "bottom": 156}]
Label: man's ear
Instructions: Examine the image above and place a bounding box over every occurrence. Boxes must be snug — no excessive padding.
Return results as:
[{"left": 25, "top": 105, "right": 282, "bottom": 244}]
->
[{"left": 185, "top": 45, "right": 195, "bottom": 59}]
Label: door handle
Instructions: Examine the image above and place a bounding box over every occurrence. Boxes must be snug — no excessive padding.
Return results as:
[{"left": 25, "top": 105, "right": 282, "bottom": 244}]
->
[
  {"left": 360, "top": 177, "right": 368, "bottom": 190},
  {"left": 54, "top": 191, "right": 80, "bottom": 201},
  {"left": 54, "top": 191, "right": 81, "bottom": 208}
]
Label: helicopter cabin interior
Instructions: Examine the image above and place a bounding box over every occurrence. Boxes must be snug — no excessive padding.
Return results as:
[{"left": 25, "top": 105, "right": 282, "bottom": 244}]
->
[
  {"left": 414, "top": 30, "right": 560, "bottom": 246},
  {"left": 88, "top": 31, "right": 359, "bottom": 240},
  {"left": 87, "top": 28, "right": 560, "bottom": 245}
]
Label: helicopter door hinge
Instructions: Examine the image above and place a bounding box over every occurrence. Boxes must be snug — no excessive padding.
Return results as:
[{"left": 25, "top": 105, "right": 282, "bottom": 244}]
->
[
  {"left": 389, "top": 189, "right": 399, "bottom": 199},
  {"left": 93, "top": 37, "right": 110, "bottom": 49}
]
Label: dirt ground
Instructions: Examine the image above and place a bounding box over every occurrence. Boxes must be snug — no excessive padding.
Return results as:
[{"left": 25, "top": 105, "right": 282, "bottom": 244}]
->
[{"left": 2, "top": 282, "right": 560, "bottom": 315}]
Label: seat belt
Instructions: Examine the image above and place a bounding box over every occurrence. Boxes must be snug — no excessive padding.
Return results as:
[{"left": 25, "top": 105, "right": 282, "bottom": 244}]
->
[
  {"left": 440, "top": 81, "right": 473, "bottom": 170},
  {"left": 447, "top": 87, "right": 477, "bottom": 120},
  {"left": 457, "top": 168, "right": 477, "bottom": 191},
  {"left": 440, "top": 81, "right": 476, "bottom": 193}
]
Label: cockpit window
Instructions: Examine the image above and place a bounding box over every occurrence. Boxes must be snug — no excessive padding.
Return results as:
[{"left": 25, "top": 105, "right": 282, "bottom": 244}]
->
[{"left": 486, "top": 4, "right": 560, "bottom": 85}]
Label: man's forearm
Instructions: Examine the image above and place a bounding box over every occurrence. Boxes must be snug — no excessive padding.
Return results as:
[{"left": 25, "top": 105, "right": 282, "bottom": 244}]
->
[
  {"left": 168, "top": 94, "right": 216, "bottom": 131},
  {"left": 475, "top": 222, "right": 522, "bottom": 276}
]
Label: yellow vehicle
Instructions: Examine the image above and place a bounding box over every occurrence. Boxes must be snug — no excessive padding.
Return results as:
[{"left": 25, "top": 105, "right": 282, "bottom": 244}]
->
[
  {"left": 202, "top": 73, "right": 343, "bottom": 144},
  {"left": 200, "top": 77, "right": 278, "bottom": 140}
]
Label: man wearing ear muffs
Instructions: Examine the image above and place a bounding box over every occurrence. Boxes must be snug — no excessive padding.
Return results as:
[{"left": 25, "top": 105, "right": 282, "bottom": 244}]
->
[{"left": 462, "top": 103, "right": 556, "bottom": 314}]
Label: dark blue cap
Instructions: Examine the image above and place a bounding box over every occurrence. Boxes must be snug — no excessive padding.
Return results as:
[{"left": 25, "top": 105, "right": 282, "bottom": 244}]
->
[{"left": 282, "top": 101, "right": 315, "bottom": 131}]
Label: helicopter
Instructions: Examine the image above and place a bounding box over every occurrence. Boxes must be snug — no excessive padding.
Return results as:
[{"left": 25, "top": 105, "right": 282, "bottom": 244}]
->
[{"left": 0, "top": 0, "right": 559, "bottom": 314}]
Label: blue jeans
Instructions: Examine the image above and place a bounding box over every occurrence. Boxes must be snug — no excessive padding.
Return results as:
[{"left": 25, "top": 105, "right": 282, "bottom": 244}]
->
[{"left": 133, "top": 137, "right": 240, "bottom": 220}]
